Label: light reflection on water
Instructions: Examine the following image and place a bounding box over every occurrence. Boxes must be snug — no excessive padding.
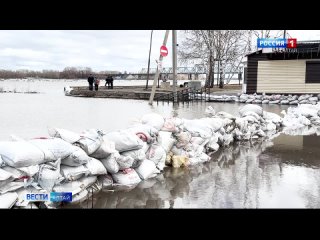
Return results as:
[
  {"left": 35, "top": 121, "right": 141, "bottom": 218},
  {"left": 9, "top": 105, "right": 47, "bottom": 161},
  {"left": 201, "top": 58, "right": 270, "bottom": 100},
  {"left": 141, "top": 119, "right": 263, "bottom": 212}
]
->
[{"left": 1, "top": 79, "right": 320, "bottom": 208}]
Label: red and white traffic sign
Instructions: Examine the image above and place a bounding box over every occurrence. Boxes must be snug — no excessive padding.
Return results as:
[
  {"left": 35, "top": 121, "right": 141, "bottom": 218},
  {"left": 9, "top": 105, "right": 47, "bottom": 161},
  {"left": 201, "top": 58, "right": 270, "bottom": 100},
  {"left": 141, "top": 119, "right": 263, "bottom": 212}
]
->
[{"left": 160, "top": 45, "right": 168, "bottom": 57}]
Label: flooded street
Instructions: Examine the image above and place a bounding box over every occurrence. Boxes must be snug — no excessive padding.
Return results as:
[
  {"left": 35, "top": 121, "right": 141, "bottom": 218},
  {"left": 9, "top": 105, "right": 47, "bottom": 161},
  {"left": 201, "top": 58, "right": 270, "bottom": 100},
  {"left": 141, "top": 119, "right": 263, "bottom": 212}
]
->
[{"left": 1, "top": 79, "right": 320, "bottom": 208}]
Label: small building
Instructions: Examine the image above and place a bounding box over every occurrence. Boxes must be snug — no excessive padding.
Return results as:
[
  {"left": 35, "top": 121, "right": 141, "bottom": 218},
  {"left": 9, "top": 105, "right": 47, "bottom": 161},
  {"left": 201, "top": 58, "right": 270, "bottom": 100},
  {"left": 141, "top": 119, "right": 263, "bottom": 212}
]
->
[{"left": 245, "top": 41, "right": 320, "bottom": 94}]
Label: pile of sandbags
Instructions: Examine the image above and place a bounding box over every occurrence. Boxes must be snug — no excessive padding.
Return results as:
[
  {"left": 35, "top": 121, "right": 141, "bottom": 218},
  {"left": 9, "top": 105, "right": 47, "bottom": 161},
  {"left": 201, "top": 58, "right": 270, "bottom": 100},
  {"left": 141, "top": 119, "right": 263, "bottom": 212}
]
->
[{"left": 0, "top": 106, "right": 288, "bottom": 208}]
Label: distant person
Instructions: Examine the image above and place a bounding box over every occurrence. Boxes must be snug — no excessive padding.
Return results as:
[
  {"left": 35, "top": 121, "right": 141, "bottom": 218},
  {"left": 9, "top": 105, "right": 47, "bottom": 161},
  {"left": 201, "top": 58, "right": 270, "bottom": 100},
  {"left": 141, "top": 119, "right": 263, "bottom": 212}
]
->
[
  {"left": 109, "top": 75, "right": 114, "bottom": 89},
  {"left": 105, "top": 76, "right": 110, "bottom": 88},
  {"left": 88, "top": 74, "right": 94, "bottom": 91},
  {"left": 94, "top": 77, "right": 100, "bottom": 91}
]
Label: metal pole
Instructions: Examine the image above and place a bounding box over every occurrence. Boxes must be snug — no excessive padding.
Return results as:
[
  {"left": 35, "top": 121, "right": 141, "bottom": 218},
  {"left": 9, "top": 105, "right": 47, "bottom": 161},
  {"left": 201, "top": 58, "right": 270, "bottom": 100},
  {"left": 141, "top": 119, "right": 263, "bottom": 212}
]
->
[
  {"left": 172, "top": 30, "right": 178, "bottom": 103},
  {"left": 145, "top": 30, "right": 153, "bottom": 90},
  {"left": 149, "top": 30, "right": 170, "bottom": 105},
  {"left": 283, "top": 30, "right": 286, "bottom": 39}
]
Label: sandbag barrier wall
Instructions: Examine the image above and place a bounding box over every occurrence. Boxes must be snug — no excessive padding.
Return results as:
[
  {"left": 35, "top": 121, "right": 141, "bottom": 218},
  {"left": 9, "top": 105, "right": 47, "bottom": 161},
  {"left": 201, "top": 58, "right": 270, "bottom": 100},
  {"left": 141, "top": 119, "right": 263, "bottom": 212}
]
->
[
  {"left": 207, "top": 93, "right": 320, "bottom": 105},
  {"left": 0, "top": 103, "right": 319, "bottom": 208}
]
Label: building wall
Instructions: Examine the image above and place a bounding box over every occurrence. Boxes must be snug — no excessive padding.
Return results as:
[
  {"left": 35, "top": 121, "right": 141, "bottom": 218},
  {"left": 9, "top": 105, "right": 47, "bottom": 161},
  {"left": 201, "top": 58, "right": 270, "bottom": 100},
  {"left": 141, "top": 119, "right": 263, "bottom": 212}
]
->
[{"left": 257, "top": 59, "right": 320, "bottom": 94}]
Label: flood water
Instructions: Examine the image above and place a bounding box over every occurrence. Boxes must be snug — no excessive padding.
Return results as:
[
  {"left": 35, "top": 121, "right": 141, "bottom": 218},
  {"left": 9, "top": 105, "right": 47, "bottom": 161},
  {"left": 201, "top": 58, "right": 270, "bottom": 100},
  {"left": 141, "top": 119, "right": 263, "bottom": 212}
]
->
[{"left": 1, "top": 79, "right": 320, "bottom": 208}]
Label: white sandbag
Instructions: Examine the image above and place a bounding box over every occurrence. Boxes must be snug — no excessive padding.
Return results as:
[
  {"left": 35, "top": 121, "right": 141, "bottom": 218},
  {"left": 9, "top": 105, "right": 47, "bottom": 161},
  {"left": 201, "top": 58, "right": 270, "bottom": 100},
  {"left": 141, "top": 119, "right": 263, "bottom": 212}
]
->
[
  {"left": 182, "top": 119, "right": 213, "bottom": 138},
  {"left": 263, "top": 111, "right": 282, "bottom": 124},
  {"left": 105, "top": 130, "right": 144, "bottom": 152},
  {"left": 190, "top": 137, "right": 207, "bottom": 146},
  {"left": 235, "top": 118, "right": 248, "bottom": 132},
  {"left": 37, "top": 159, "right": 63, "bottom": 191},
  {"left": 76, "top": 129, "right": 103, "bottom": 155},
  {"left": 60, "top": 164, "right": 89, "bottom": 181},
  {"left": 175, "top": 131, "right": 192, "bottom": 147},
  {"left": 90, "top": 135, "right": 117, "bottom": 159},
  {"left": 141, "top": 113, "right": 165, "bottom": 130},
  {"left": 141, "top": 142, "right": 150, "bottom": 153},
  {"left": 0, "top": 168, "right": 15, "bottom": 189},
  {"left": 98, "top": 174, "right": 113, "bottom": 189},
  {"left": 0, "top": 181, "right": 24, "bottom": 194},
  {"left": 241, "top": 111, "right": 261, "bottom": 121},
  {"left": 115, "top": 155, "right": 135, "bottom": 170},
  {"left": 0, "top": 141, "right": 45, "bottom": 167},
  {"left": 3, "top": 165, "right": 39, "bottom": 179},
  {"left": 85, "top": 158, "right": 107, "bottom": 175},
  {"left": 15, "top": 186, "right": 45, "bottom": 207},
  {"left": 121, "top": 149, "right": 146, "bottom": 168},
  {"left": 0, "top": 155, "right": 5, "bottom": 167},
  {"left": 112, "top": 168, "right": 141, "bottom": 185},
  {"left": 239, "top": 104, "right": 263, "bottom": 117},
  {"left": 62, "top": 145, "right": 90, "bottom": 166},
  {"left": 29, "top": 138, "right": 74, "bottom": 162},
  {"left": 0, "top": 192, "right": 18, "bottom": 208},
  {"left": 100, "top": 152, "right": 120, "bottom": 174},
  {"left": 215, "top": 111, "right": 236, "bottom": 120},
  {"left": 53, "top": 175, "right": 97, "bottom": 196},
  {"left": 126, "top": 124, "right": 158, "bottom": 143},
  {"left": 70, "top": 189, "right": 88, "bottom": 204},
  {"left": 157, "top": 131, "right": 176, "bottom": 154},
  {"left": 135, "top": 160, "right": 160, "bottom": 180},
  {"left": 48, "top": 127, "right": 81, "bottom": 144},
  {"left": 1, "top": 166, "right": 23, "bottom": 180},
  {"left": 146, "top": 144, "right": 166, "bottom": 167},
  {"left": 161, "top": 117, "right": 183, "bottom": 132}
]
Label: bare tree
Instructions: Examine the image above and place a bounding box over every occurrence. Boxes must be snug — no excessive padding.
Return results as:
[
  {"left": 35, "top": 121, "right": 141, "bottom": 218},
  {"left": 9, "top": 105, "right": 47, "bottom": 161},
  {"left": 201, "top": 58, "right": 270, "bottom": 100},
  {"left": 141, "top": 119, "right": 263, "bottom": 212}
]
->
[{"left": 179, "top": 30, "right": 251, "bottom": 88}]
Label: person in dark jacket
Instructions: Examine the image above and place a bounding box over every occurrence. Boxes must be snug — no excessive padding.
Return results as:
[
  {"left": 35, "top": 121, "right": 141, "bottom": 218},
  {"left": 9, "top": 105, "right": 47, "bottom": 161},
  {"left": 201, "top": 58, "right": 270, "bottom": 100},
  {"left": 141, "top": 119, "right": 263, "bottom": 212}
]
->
[
  {"left": 88, "top": 74, "right": 94, "bottom": 91},
  {"left": 105, "top": 76, "right": 110, "bottom": 88},
  {"left": 109, "top": 75, "right": 114, "bottom": 89}
]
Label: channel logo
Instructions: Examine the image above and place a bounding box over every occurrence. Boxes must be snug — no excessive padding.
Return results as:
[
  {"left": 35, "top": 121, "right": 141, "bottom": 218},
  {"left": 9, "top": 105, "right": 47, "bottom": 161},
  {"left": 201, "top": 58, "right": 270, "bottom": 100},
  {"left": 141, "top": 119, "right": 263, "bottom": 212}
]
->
[
  {"left": 25, "top": 192, "right": 72, "bottom": 202},
  {"left": 257, "top": 38, "right": 297, "bottom": 48}
]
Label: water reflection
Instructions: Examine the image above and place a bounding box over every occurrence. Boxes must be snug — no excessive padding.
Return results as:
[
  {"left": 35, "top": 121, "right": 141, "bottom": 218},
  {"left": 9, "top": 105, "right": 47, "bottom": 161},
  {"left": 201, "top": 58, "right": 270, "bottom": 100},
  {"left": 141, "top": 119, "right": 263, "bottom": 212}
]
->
[{"left": 67, "top": 135, "right": 319, "bottom": 208}]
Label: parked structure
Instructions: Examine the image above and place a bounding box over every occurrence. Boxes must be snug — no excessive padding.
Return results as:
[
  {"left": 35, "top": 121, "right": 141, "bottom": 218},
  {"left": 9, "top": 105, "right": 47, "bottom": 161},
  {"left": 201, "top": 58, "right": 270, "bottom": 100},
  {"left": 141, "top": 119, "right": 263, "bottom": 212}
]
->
[{"left": 245, "top": 40, "right": 320, "bottom": 94}]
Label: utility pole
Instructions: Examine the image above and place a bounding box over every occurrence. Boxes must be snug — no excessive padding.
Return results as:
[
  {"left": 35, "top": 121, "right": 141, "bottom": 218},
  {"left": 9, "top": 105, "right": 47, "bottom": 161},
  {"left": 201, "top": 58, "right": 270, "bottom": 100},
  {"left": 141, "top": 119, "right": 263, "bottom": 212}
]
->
[
  {"left": 149, "top": 30, "right": 170, "bottom": 105},
  {"left": 145, "top": 30, "right": 153, "bottom": 90},
  {"left": 283, "top": 30, "right": 287, "bottom": 39},
  {"left": 172, "top": 30, "right": 177, "bottom": 103}
]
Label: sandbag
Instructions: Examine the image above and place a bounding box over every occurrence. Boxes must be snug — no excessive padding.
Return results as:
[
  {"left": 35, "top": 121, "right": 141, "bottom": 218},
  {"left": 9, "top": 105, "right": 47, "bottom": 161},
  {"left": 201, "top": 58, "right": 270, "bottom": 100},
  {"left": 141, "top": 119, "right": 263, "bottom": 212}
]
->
[
  {"left": 205, "top": 106, "right": 216, "bottom": 117},
  {"left": 100, "top": 152, "right": 120, "bottom": 174},
  {"left": 60, "top": 164, "right": 89, "bottom": 181},
  {"left": 62, "top": 145, "right": 90, "bottom": 166},
  {"left": 146, "top": 144, "right": 166, "bottom": 170},
  {"left": 239, "top": 104, "right": 263, "bottom": 117},
  {"left": 2, "top": 165, "right": 39, "bottom": 179},
  {"left": 76, "top": 129, "right": 103, "bottom": 155},
  {"left": 141, "top": 113, "right": 165, "bottom": 130},
  {"left": 112, "top": 168, "right": 141, "bottom": 185},
  {"left": 0, "top": 181, "right": 24, "bottom": 194},
  {"left": 105, "top": 130, "right": 144, "bottom": 152},
  {"left": 0, "top": 192, "right": 18, "bottom": 208},
  {"left": 0, "top": 141, "right": 46, "bottom": 167},
  {"left": 115, "top": 155, "right": 135, "bottom": 170},
  {"left": 172, "top": 155, "right": 189, "bottom": 168},
  {"left": 48, "top": 127, "right": 81, "bottom": 144},
  {"left": 157, "top": 131, "right": 176, "bottom": 154},
  {"left": 135, "top": 159, "right": 160, "bottom": 180},
  {"left": 161, "top": 117, "right": 182, "bottom": 132},
  {"left": 37, "top": 159, "right": 63, "bottom": 191},
  {"left": 126, "top": 124, "right": 159, "bottom": 143},
  {"left": 0, "top": 155, "right": 5, "bottom": 167},
  {"left": 182, "top": 119, "right": 213, "bottom": 138},
  {"left": 121, "top": 149, "right": 146, "bottom": 168},
  {"left": 85, "top": 158, "right": 107, "bottom": 175},
  {"left": 175, "top": 131, "right": 192, "bottom": 148},
  {"left": 0, "top": 168, "right": 15, "bottom": 189},
  {"left": 29, "top": 138, "right": 74, "bottom": 162},
  {"left": 90, "top": 135, "right": 117, "bottom": 159},
  {"left": 98, "top": 174, "right": 113, "bottom": 189}
]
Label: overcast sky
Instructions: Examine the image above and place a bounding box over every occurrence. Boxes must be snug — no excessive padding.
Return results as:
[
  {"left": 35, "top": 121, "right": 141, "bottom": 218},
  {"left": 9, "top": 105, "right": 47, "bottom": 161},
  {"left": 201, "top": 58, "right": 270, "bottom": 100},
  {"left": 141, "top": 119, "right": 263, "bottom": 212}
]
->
[{"left": 0, "top": 30, "right": 319, "bottom": 73}]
